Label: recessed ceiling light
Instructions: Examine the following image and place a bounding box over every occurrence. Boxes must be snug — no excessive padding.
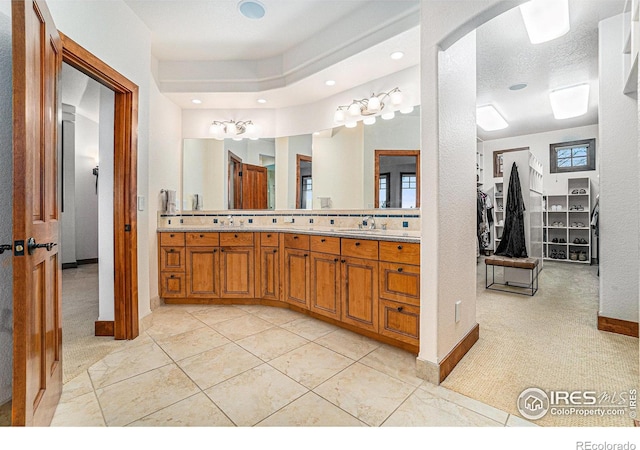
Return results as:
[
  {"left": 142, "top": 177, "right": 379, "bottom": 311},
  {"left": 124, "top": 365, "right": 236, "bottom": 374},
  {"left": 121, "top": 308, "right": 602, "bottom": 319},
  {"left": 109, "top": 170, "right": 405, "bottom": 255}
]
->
[
  {"left": 238, "top": 0, "right": 265, "bottom": 19},
  {"left": 313, "top": 131, "right": 320, "bottom": 136},
  {"left": 390, "top": 51, "right": 404, "bottom": 60},
  {"left": 325, "top": 80, "right": 336, "bottom": 86},
  {"left": 191, "top": 99, "right": 202, "bottom": 104},
  {"left": 257, "top": 98, "right": 267, "bottom": 104},
  {"left": 476, "top": 105, "right": 509, "bottom": 131},
  {"left": 520, "top": 0, "right": 570, "bottom": 44},
  {"left": 549, "top": 83, "right": 590, "bottom": 119},
  {"left": 509, "top": 83, "right": 528, "bottom": 91}
]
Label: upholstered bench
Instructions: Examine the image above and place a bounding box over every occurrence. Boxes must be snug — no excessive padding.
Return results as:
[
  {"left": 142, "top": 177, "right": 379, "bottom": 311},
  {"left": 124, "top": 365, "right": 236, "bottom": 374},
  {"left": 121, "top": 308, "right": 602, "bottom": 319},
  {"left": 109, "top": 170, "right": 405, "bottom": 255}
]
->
[{"left": 485, "top": 255, "right": 539, "bottom": 296}]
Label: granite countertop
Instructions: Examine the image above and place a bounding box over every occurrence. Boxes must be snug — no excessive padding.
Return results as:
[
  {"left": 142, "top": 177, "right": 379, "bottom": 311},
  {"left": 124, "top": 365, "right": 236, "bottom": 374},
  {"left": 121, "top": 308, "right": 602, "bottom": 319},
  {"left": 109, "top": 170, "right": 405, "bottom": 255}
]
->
[{"left": 156, "top": 225, "right": 420, "bottom": 243}]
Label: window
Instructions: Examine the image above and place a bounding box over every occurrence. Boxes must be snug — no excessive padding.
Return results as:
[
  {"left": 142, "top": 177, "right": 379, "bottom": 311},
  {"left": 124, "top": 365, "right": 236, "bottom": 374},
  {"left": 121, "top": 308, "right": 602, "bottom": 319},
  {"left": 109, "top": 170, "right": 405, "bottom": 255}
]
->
[
  {"left": 550, "top": 139, "right": 596, "bottom": 173},
  {"left": 493, "top": 147, "right": 529, "bottom": 178},
  {"left": 301, "top": 176, "right": 312, "bottom": 209},
  {"left": 401, "top": 173, "right": 416, "bottom": 208},
  {"left": 378, "top": 173, "right": 390, "bottom": 208}
]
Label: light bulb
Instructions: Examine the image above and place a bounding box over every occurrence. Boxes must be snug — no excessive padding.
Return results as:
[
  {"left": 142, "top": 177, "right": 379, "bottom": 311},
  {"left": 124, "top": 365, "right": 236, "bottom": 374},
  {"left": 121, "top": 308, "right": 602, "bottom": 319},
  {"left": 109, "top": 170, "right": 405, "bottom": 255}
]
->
[
  {"left": 245, "top": 123, "right": 256, "bottom": 135},
  {"left": 345, "top": 121, "right": 357, "bottom": 128},
  {"left": 390, "top": 90, "right": 403, "bottom": 105},
  {"left": 334, "top": 109, "right": 345, "bottom": 123},
  {"left": 209, "top": 123, "right": 223, "bottom": 136},
  {"left": 381, "top": 111, "right": 395, "bottom": 120},
  {"left": 367, "top": 95, "right": 381, "bottom": 113},
  {"left": 348, "top": 103, "right": 361, "bottom": 116},
  {"left": 363, "top": 116, "right": 376, "bottom": 125},
  {"left": 400, "top": 106, "right": 414, "bottom": 114}
]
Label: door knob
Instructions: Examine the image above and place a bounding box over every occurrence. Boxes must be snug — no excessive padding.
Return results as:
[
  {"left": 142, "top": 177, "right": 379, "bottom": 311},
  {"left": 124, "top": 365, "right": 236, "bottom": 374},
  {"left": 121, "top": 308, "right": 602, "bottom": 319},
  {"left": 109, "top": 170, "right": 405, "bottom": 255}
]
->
[
  {"left": 0, "top": 244, "right": 12, "bottom": 254},
  {"left": 27, "top": 237, "right": 57, "bottom": 255}
]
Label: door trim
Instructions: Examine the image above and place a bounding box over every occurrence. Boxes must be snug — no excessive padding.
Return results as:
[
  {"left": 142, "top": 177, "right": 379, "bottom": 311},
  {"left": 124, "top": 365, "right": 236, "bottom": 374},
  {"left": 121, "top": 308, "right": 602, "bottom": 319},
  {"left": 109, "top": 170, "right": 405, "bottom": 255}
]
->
[
  {"left": 295, "top": 154, "right": 312, "bottom": 209},
  {"left": 60, "top": 33, "right": 139, "bottom": 340}
]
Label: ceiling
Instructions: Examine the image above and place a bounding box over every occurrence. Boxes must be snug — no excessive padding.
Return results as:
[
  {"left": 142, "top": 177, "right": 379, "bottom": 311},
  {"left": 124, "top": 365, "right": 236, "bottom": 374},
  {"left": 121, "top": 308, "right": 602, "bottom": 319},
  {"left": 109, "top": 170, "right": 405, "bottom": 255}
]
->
[{"left": 68, "top": 0, "right": 626, "bottom": 140}]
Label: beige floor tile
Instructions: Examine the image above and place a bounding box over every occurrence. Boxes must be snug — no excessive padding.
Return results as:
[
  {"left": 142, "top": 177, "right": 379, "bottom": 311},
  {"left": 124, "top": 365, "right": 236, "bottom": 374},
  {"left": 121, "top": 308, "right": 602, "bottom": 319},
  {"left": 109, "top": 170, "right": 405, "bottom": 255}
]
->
[
  {"left": 51, "top": 391, "right": 105, "bottom": 427},
  {"left": 190, "top": 305, "right": 248, "bottom": 326},
  {"left": 96, "top": 364, "right": 199, "bottom": 426},
  {"left": 155, "top": 326, "right": 230, "bottom": 361},
  {"left": 280, "top": 317, "right": 339, "bottom": 340},
  {"left": 313, "top": 362, "right": 415, "bottom": 426},
  {"left": 60, "top": 370, "right": 94, "bottom": 402},
  {"left": 211, "top": 314, "right": 274, "bottom": 341},
  {"left": 269, "top": 342, "right": 354, "bottom": 389},
  {"left": 315, "top": 328, "right": 380, "bottom": 360},
  {"left": 127, "top": 393, "right": 234, "bottom": 427},
  {"left": 249, "top": 306, "right": 306, "bottom": 325},
  {"left": 145, "top": 309, "right": 208, "bottom": 340},
  {"left": 382, "top": 388, "right": 504, "bottom": 427},
  {"left": 257, "top": 392, "right": 367, "bottom": 427},
  {"left": 177, "top": 342, "right": 263, "bottom": 390},
  {"left": 506, "top": 414, "right": 539, "bottom": 427},
  {"left": 419, "top": 382, "right": 509, "bottom": 424},
  {"left": 88, "top": 340, "right": 172, "bottom": 389},
  {"left": 359, "top": 344, "right": 423, "bottom": 387},
  {"left": 205, "top": 364, "right": 308, "bottom": 426},
  {"left": 236, "top": 327, "right": 309, "bottom": 361}
]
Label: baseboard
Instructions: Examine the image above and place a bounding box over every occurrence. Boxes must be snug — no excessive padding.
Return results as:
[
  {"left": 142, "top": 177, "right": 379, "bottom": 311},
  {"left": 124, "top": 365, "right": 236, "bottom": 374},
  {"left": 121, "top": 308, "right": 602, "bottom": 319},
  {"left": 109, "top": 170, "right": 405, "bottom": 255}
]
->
[
  {"left": 597, "top": 315, "right": 639, "bottom": 338},
  {"left": 95, "top": 320, "right": 114, "bottom": 337},
  {"left": 62, "top": 262, "right": 77, "bottom": 270},
  {"left": 415, "top": 323, "right": 480, "bottom": 385},
  {"left": 77, "top": 258, "right": 98, "bottom": 265}
]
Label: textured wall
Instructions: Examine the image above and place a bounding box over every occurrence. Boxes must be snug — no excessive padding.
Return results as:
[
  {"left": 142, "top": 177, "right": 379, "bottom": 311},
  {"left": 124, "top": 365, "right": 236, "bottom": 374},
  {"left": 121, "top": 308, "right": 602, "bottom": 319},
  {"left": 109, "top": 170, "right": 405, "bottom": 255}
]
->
[
  {"left": 598, "top": 14, "right": 639, "bottom": 322},
  {"left": 0, "top": 9, "right": 12, "bottom": 404}
]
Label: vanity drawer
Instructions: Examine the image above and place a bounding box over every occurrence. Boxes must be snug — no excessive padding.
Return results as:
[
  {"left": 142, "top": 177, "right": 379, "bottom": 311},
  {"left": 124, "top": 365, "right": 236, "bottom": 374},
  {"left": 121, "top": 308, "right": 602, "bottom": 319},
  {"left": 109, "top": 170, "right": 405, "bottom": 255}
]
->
[
  {"left": 341, "top": 238, "right": 378, "bottom": 259},
  {"left": 284, "top": 233, "right": 310, "bottom": 250},
  {"left": 160, "top": 232, "right": 185, "bottom": 246},
  {"left": 379, "top": 241, "right": 420, "bottom": 265},
  {"left": 160, "top": 247, "right": 186, "bottom": 272},
  {"left": 261, "top": 232, "right": 279, "bottom": 247},
  {"left": 160, "top": 272, "right": 186, "bottom": 298},
  {"left": 219, "top": 232, "right": 254, "bottom": 246},
  {"left": 186, "top": 232, "right": 219, "bottom": 247},
  {"left": 379, "top": 261, "right": 420, "bottom": 306},
  {"left": 378, "top": 299, "right": 420, "bottom": 346},
  {"left": 310, "top": 235, "right": 340, "bottom": 255}
]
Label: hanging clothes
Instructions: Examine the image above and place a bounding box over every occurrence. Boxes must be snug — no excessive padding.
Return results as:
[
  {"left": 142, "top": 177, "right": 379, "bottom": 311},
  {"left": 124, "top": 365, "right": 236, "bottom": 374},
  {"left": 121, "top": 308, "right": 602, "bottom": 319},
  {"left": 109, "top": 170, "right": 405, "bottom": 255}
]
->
[
  {"left": 495, "top": 162, "right": 527, "bottom": 258},
  {"left": 590, "top": 197, "right": 599, "bottom": 237},
  {"left": 477, "top": 189, "right": 492, "bottom": 255}
]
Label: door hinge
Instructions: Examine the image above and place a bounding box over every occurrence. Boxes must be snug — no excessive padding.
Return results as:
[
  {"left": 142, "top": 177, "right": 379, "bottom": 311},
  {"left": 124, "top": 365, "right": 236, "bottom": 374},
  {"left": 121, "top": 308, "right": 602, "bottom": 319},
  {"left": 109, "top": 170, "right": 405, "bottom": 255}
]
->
[
  {"left": 124, "top": 224, "right": 131, "bottom": 232},
  {"left": 14, "top": 240, "right": 25, "bottom": 256},
  {"left": 238, "top": 171, "right": 243, "bottom": 176}
]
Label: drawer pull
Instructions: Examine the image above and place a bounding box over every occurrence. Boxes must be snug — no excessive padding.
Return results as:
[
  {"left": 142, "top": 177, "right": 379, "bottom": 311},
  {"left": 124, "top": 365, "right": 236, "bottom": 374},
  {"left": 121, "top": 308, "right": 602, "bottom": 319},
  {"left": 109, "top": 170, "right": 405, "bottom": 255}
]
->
[
  {"left": 267, "top": 234, "right": 271, "bottom": 238},
  {"left": 199, "top": 234, "right": 204, "bottom": 238},
  {"left": 234, "top": 234, "right": 238, "bottom": 238},
  {"left": 321, "top": 238, "right": 326, "bottom": 242},
  {"left": 293, "top": 236, "right": 299, "bottom": 240},
  {"left": 304, "top": 254, "right": 309, "bottom": 257},
  {"left": 334, "top": 258, "right": 339, "bottom": 262},
  {"left": 273, "top": 249, "right": 278, "bottom": 253},
  {"left": 220, "top": 249, "right": 225, "bottom": 253},
  {"left": 213, "top": 249, "right": 217, "bottom": 253},
  {"left": 355, "top": 242, "right": 361, "bottom": 247},
  {"left": 170, "top": 234, "right": 175, "bottom": 238},
  {"left": 341, "top": 259, "right": 346, "bottom": 263},
  {"left": 397, "top": 245, "right": 403, "bottom": 250},
  {"left": 397, "top": 267, "right": 403, "bottom": 273},
  {"left": 168, "top": 249, "right": 174, "bottom": 253},
  {"left": 397, "top": 306, "right": 404, "bottom": 312},
  {"left": 170, "top": 275, "right": 175, "bottom": 279}
]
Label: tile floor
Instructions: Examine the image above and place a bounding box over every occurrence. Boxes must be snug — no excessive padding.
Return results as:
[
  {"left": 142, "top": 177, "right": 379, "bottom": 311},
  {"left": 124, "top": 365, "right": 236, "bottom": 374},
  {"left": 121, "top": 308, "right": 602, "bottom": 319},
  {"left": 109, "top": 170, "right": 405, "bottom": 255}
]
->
[{"left": 51, "top": 303, "right": 536, "bottom": 427}]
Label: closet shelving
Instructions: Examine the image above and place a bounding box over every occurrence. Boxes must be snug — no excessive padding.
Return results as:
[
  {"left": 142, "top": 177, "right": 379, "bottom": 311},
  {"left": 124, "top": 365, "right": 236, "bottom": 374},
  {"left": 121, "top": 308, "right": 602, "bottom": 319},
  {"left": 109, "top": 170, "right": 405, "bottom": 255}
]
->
[
  {"left": 493, "top": 181, "right": 504, "bottom": 248},
  {"left": 476, "top": 138, "right": 484, "bottom": 187},
  {"left": 543, "top": 177, "right": 592, "bottom": 264},
  {"left": 623, "top": 0, "right": 639, "bottom": 94}
]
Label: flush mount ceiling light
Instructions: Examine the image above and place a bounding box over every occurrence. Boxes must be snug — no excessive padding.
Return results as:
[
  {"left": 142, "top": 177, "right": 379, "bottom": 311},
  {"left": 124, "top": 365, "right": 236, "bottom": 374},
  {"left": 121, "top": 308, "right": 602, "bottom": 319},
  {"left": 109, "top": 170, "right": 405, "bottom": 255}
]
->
[
  {"left": 209, "top": 120, "right": 259, "bottom": 140},
  {"left": 257, "top": 98, "right": 267, "bottom": 104},
  {"left": 238, "top": 0, "right": 265, "bottom": 19},
  {"left": 476, "top": 105, "right": 509, "bottom": 131},
  {"left": 325, "top": 80, "right": 336, "bottom": 86},
  {"left": 520, "top": 0, "right": 570, "bottom": 44},
  {"left": 191, "top": 99, "right": 202, "bottom": 104},
  {"left": 549, "top": 83, "right": 589, "bottom": 119},
  {"left": 333, "top": 87, "right": 404, "bottom": 125},
  {"left": 390, "top": 51, "right": 404, "bottom": 60}
]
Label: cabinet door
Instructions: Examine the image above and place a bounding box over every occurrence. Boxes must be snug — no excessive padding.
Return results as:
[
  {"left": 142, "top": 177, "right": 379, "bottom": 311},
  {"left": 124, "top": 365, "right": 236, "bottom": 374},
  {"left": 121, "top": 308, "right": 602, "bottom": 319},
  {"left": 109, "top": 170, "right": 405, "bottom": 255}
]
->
[
  {"left": 160, "top": 247, "right": 185, "bottom": 272},
  {"left": 310, "top": 252, "right": 341, "bottom": 320},
  {"left": 379, "top": 262, "right": 420, "bottom": 306},
  {"left": 379, "top": 299, "right": 419, "bottom": 346},
  {"left": 283, "top": 248, "right": 310, "bottom": 309},
  {"left": 160, "top": 273, "right": 186, "bottom": 298},
  {"left": 260, "top": 246, "right": 280, "bottom": 300},
  {"left": 341, "top": 256, "right": 379, "bottom": 332},
  {"left": 220, "top": 246, "right": 255, "bottom": 298},
  {"left": 186, "top": 247, "right": 220, "bottom": 298}
]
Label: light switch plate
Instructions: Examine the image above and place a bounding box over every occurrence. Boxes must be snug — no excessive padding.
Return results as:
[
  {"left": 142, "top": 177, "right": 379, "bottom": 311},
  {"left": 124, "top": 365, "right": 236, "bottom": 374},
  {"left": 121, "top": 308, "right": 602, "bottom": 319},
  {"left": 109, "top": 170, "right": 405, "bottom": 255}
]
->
[{"left": 137, "top": 195, "right": 145, "bottom": 211}]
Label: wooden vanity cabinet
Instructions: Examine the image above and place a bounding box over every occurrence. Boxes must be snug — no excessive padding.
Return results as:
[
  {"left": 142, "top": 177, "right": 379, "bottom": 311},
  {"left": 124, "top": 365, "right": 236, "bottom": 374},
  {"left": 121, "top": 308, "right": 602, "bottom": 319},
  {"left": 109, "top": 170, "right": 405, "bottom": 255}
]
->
[
  {"left": 283, "top": 234, "right": 310, "bottom": 309},
  {"left": 185, "top": 232, "right": 220, "bottom": 298},
  {"left": 159, "top": 232, "right": 186, "bottom": 298},
  {"left": 340, "top": 238, "right": 379, "bottom": 333},
  {"left": 219, "top": 232, "right": 255, "bottom": 298},
  {"left": 259, "top": 232, "right": 280, "bottom": 300},
  {"left": 309, "top": 236, "right": 341, "bottom": 320}
]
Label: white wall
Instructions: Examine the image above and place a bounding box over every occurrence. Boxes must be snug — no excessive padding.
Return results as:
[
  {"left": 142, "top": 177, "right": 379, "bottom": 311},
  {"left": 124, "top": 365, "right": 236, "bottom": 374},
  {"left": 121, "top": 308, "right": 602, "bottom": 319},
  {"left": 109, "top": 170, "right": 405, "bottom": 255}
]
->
[
  {"left": 0, "top": 6, "right": 12, "bottom": 405},
  {"left": 74, "top": 113, "right": 99, "bottom": 261},
  {"left": 182, "top": 139, "right": 224, "bottom": 210},
  {"left": 60, "top": 109, "right": 76, "bottom": 266},
  {"left": 598, "top": 14, "right": 639, "bottom": 323}
]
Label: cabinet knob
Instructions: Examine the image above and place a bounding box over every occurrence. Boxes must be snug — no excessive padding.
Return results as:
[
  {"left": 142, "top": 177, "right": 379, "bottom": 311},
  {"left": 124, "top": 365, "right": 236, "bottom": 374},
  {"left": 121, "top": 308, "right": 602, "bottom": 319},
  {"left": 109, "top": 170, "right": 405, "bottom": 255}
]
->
[
  {"left": 267, "top": 234, "right": 271, "bottom": 238},
  {"left": 168, "top": 249, "right": 174, "bottom": 253},
  {"left": 220, "top": 249, "right": 225, "bottom": 252},
  {"left": 341, "top": 259, "right": 346, "bottom": 263},
  {"left": 293, "top": 236, "right": 298, "bottom": 239},
  {"left": 355, "top": 242, "right": 360, "bottom": 247},
  {"left": 397, "top": 245, "right": 403, "bottom": 250},
  {"left": 273, "top": 249, "right": 277, "bottom": 253},
  {"left": 213, "top": 249, "right": 217, "bottom": 253},
  {"left": 397, "top": 306, "right": 404, "bottom": 312},
  {"left": 199, "top": 234, "right": 204, "bottom": 238},
  {"left": 397, "top": 267, "right": 403, "bottom": 273},
  {"left": 304, "top": 254, "right": 308, "bottom": 257},
  {"left": 334, "top": 258, "right": 339, "bottom": 262},
  {"left": 170, "top": 234, "right": 174, "bottom": 238},
  {"left": 321, "top": 238, "right": 326, "bottom": 243},
  {"left": 170, "top": 275, "right": 175, "bottom": 279},
  {"left": 234, "top": 234, "right": 238, "bottom": 238}
]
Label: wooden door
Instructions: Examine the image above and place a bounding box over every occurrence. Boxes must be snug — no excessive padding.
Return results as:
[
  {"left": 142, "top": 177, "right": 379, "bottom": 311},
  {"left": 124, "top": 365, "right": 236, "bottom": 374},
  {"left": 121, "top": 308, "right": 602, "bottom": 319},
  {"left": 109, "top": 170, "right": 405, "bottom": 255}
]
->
[
  {"left": 260, "top": 246, "right": 280, "bottom": 300},
  {"left": 12, "top": 0, "right": 62, "bottom": 426},
  {"left": 240, "top": 164, "right": 268, "bottom": 209},
  {"left": 219, "top": 247, "right": 255, "bottom": 298},
  {"left": 283, "top": 248, "right": 309, "bottom": 309},
  {"left": 310, "top": 253, "right": 341, "bottom": 320},
  {"left": 186, "top": 247, "right": 220, "bottom": 298},
  {"left": 341, "top": 257, "right": 379, "bottom": 332}
]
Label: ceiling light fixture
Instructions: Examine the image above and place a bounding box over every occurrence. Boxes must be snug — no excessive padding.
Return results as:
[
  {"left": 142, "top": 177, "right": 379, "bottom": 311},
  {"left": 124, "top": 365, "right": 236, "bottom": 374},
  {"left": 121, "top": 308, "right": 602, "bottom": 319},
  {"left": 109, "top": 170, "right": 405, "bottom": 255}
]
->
[
  {"left": 509, "top": 83, "right": 528, "bottom": 91},
  {"left": 209, "top": 120, "right": 259, "bottom": 140},
  {"left": 257, "top": 98, "right": 267, "bottom": 104},
  {"left": 333, "top": 87, "right": 404, "bottom": 125},
  {"left": 191, "top": 99, "right": 202, "bottom": 104},
  {"left": 520, "top": 0, "right": 570, "bottom": 44},
  {"left": 549, "top": 83, "right": 589, "bottom": 119},
  {"left": 238, "top": 0, "right": 265, "bottom": 19},
  {"left": 325, "top": 80, "right": 336, "bottom": 86},
  {"left": 476, "top": 105, "right": 509, "bottom": 131},
  {"left": 390, "top": 51, "right": 404, "bottom": 60}
]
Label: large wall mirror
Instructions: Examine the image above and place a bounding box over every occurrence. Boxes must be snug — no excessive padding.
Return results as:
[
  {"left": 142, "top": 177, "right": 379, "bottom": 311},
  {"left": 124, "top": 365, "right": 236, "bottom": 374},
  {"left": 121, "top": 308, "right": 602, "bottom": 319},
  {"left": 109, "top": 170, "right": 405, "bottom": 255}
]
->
[{"left": 181, "top": 107, "right": 420, "bottom": 211}]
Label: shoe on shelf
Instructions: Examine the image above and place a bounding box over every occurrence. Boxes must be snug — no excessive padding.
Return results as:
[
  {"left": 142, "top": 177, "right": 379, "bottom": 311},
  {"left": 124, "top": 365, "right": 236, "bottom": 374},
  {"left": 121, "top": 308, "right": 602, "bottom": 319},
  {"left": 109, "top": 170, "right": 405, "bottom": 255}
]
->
[
  {"left": 580, "top": 238, "right": 588, "bottom": 244},
  {"left": 573, "top": 238, "right": 581, "bottom": 244},
  {"left": 577, "top": 205, "right": 584, "bottom": 211},
  {"left": 570, "top": 251, "right": 578, "bottom": 260},
  {"left": 550, "top": 249, "right": 558, "bottom": 259},
  {"left": 579, "top": 188, "right": 586, "bottom": 194},
  {"left": 552, "top": 238, "right": 558, "bottom": 243},
  {"left": 571, "top": 189, "right": 579, "bottom": 194},
  {"left": 558, "top": 222, "right": 564, "bottom": 227},
  {"left": 579, "top": 251, "right": 588, "bottom": 261},
  {"left": 558, "top": 251, "right": 566, "bottom": 259},
  {"left": 571, "top": 222, "right": 577, "bottom": 227},
  {"left": 559, "top": 238, "right": 566, "bottom": 243}
]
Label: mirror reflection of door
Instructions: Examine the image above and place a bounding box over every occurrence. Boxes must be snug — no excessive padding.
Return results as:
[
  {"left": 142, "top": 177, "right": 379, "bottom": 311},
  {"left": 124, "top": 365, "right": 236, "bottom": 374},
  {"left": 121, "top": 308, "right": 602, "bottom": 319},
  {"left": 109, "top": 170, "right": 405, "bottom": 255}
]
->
[
  {"left": 374, "top": 150, "right": 420, "bottom": 208},
  {"left": 228, "top": 151, "right": 242, "bottom": 209},
  {"left": 296, "top": 154, "right": 312, "bottom": 209},
  {"left": 228, "top": 151, "right": 268, "bottom": 209}
]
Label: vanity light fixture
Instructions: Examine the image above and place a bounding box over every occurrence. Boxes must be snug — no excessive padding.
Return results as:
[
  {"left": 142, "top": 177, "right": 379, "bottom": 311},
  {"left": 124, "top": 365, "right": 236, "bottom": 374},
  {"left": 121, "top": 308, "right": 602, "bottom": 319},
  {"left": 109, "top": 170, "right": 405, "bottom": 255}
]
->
[
  {"left": 476, "top": 104, "right": 509, "bottom": 131},
  {"left": 520, "top": 0, "right": 570, "bottom": 44},
  {"left": 549, "top": 83, "right": 589, "bottom": 119},
  {"left": 333, "top": 87, "right": 404, "bottom": 125},
  {"left": 209, "top": 119, "right": 259, "bottom": 140}
]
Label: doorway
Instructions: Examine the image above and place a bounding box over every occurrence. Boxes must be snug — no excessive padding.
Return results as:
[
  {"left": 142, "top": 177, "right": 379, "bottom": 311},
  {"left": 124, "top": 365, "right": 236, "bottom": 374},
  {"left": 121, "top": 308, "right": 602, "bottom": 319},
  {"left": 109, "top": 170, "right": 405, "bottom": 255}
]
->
[{"left": 296, "top": 154, "right": 313, "bottom": 209}]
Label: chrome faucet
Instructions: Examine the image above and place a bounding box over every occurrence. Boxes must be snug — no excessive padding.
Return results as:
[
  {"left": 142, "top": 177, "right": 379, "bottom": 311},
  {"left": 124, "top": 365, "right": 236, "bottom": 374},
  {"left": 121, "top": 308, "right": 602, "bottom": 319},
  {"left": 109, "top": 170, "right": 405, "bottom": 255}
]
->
[
  {"left": 228, "top": 215, "right": 234, "bottom": 226},
  {"left": 363, "top": 215, "right": 375, "bottom": 230}
]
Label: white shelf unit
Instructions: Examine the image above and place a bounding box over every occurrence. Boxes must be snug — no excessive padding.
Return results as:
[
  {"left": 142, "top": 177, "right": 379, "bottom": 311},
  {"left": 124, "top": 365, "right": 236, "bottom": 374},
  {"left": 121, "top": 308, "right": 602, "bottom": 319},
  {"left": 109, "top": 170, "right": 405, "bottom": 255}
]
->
[
  {"left": 623, "top": 0, "right": 639, "bottom": 94},
  {"left": 493, "top": 180, "right": 503, "bottom": 249},
  {"left": 476, "top": 139, "right": 484, "bottom": 187},
  {"left": 543, "top": 177, "right": 592, "bottom": 264}
]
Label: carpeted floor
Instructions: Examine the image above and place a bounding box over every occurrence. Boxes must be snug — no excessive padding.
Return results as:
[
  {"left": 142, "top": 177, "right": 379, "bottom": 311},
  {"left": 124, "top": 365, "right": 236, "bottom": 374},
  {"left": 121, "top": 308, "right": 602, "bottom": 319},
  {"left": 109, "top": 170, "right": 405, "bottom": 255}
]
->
[{"left": 441, "top": 258, "right": 639, "bottom": 427}]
